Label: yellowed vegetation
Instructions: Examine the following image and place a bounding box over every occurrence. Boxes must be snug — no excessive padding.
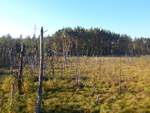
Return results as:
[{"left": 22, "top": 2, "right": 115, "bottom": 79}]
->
[{"left": 1, "top": 56, "right": 150, "bottom": 113}]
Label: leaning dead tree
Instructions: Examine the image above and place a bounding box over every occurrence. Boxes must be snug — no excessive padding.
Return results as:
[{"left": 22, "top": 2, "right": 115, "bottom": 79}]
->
[{"left": 36, "top": 27, "right": 44, "bottom": 113}]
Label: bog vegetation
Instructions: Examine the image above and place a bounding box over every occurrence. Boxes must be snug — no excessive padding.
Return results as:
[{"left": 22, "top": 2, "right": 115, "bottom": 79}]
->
[{"left": 1, "top": 27, "right": 150, "bottom": 113}]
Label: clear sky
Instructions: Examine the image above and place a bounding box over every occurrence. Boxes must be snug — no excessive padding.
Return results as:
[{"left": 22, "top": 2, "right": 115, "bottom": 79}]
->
[{"left": 0, "top": 0, "right": 150, "bottom": 38}]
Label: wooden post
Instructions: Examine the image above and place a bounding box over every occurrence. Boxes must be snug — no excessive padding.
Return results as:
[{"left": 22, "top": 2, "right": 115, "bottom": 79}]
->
[{"left": 36, "top": 27, "right": 44, "bottom": 113}]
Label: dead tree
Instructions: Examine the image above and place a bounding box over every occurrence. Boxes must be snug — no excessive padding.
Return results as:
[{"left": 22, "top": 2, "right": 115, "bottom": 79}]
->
[
  {"left": 61, "top": 55, "right": 65, "bottom": 79},
  {"left": 51, "top": 53, "right": 55, "bottom": 79},
  {"left": 9, "top": 48, "right": 13, "bottom": 73},
  {"left": 36, "top": 27, "right": 44, "bottom": 113},
  {"left": 9, "top": 80, "right": 17, "bottom": 112},
  {"left": 75, "top": 39, "right": 80, "bottom": 86},
  {"left": 59, "top": 35, "right": 69, "bottom": 79},
  {"left": 118, "top": 57, "right": 122, "bottom": 94},
  {"left": 18, "top": 44, "right": 24, "bottom": 95}
]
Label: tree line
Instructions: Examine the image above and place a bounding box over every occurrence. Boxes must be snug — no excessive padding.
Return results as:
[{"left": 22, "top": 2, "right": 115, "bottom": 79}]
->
[{"left": 0, "top": 27, "right": 150, "bottom": 67}]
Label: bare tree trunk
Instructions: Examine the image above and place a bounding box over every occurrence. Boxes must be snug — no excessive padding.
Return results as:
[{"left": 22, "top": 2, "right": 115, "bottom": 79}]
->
[
  {"left": 18, "top": 44, "right": 24, "bottom": 95},
  {"left": 118, "top": 57, "right": 122, "bottom": 94},
  {"left": 99, "top": 58, "right": 102, "bottom": 81},
  {"left": 75, "top": 39, "right": 80, "bottom": 86},
  {"left": 61, "top": 57, "right": 65, "bottom": 79},
  {"left": 36, "top": 27, "right": 44, "bottom": 113},
  {"left": 51, "top": 54, "right": 55, "bottom": 79},
  {"left": 61, "top": 49, "right": 65, "bottom": 79}
]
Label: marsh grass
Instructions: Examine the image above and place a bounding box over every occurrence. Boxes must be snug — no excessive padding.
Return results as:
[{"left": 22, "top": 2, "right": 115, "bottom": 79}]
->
[{"left": 1, "top": 56, "right": 150, "bottom": 113}]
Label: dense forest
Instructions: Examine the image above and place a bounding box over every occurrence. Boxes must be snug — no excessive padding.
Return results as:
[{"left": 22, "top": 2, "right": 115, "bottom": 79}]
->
[{"left": 0, "top": 26, "right": 150, "bottom": 66}]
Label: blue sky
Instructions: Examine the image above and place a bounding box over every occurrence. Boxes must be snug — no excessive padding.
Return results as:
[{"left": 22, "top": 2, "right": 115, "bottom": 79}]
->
[{"left": 0, "top": 0, "right": 150, "bottom": 38}]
